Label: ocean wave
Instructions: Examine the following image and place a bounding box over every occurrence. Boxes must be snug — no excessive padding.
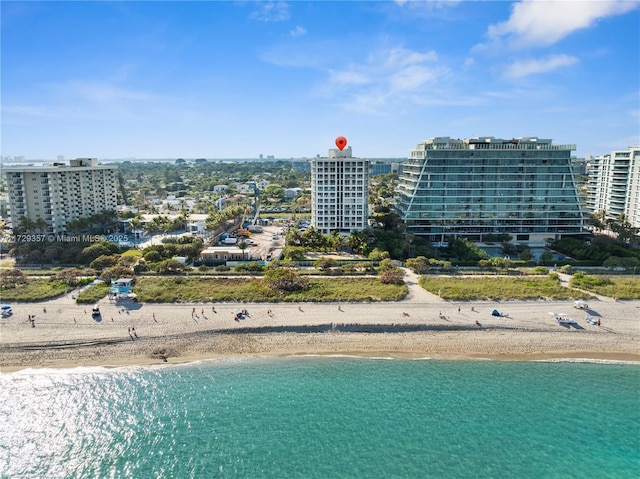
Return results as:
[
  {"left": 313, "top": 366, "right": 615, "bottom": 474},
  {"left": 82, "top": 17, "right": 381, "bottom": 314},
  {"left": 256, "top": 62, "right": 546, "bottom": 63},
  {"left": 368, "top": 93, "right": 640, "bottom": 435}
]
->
[{"left": 533, "top": 358, "right": 640, "bottom": 365}]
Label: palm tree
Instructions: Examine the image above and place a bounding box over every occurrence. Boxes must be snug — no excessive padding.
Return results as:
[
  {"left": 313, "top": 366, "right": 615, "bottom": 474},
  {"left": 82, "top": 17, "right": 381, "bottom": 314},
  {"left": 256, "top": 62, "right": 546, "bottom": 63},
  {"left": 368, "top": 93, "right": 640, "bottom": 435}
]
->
[
  {"left": 238, "top": 240, "right": 248, "bottom": 261},
  {"left": 346, "top": 230, "right": 370, "bottom": 256},
  {"left": 329, "top": 231, "right": 344, "bottom": 252},
  {"left": 14, "top": 217, "right": 36, "bottom": 235},
  {"left": 33, "top": 217, "right": 49, "bottom": 234}
]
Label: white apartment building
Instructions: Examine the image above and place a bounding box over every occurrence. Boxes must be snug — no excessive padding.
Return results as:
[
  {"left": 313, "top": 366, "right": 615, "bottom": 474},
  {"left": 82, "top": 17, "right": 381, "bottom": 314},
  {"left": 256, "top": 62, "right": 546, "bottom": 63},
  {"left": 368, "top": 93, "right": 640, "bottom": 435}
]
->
[
  {"left": 586, "top": 146, "right": 640, "bottom": 229},
  {"left": 310, "top": 146, "right": 369, "bottom": 235},
  {"left": 3, "top": 158, "right": 117, "bottom": 233}
]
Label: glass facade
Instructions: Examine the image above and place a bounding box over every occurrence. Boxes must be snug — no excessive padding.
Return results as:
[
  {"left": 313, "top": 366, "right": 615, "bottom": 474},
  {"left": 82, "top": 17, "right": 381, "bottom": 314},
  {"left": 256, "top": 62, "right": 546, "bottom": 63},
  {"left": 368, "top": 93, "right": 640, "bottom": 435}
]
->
[{"left": 394, "top": 137, "right": 586, "bottom": 243}]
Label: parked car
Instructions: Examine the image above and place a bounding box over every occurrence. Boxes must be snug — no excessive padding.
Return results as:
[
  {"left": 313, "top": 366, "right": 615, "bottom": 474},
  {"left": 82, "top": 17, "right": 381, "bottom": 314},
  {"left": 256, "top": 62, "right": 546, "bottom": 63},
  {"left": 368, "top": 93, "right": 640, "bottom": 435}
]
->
[{"left": 92, "top": 305, "right": 100, "bottom": 316}]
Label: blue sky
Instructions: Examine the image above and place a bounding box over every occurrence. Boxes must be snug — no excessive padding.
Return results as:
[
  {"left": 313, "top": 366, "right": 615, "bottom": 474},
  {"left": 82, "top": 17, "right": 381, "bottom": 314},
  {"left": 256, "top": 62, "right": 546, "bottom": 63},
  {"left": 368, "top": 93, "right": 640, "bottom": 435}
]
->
[{"left": 2, "top": 1, "right": 639, "bottom": 160}]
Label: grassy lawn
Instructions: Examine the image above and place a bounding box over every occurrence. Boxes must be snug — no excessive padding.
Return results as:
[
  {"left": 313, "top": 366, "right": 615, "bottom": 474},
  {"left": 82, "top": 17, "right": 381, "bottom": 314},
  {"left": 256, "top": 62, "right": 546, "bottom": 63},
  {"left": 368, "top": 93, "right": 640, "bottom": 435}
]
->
[
  {"left": 418, "top": 276, "right": 593, "bottom": 301},
  {"left": 570, "top": 274, "right": 640, "bottom": 299},
  {"left": 76, "top": 282, "right": 112, "bottom": 304},
  {"left": 133, "top": 276, "right": 407, "bottom": 303},
  {"left": 0, "top": 279, "right": 70, "bottom": 302}
]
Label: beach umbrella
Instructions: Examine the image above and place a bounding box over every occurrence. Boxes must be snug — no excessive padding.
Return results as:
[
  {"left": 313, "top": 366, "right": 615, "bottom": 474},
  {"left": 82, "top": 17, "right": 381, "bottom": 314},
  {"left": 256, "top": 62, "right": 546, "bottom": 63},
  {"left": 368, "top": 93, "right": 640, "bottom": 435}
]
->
[{"left": 1, "top": 305, "right": 11, "bottom": 310}]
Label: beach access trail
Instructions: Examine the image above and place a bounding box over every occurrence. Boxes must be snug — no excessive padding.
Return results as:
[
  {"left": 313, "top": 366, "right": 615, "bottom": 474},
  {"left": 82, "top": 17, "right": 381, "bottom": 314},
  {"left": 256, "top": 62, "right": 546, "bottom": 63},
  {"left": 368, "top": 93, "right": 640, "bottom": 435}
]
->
[{"left": 1, "top": 272, "right": 639, "bottom": 370}]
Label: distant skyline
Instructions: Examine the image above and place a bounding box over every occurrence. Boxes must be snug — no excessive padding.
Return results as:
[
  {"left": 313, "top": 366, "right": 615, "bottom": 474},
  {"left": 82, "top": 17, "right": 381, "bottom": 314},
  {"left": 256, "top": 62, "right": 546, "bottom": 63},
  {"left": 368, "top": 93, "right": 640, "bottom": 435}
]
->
[{"left": 2, "top": 1, "right": 639, "bottom": 160}]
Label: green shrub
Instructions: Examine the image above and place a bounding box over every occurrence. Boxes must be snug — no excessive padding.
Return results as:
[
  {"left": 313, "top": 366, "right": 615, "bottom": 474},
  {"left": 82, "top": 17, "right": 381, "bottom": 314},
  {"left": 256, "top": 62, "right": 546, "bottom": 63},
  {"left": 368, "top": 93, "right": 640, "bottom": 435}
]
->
[
  {"left": 76, "top": 282, "right": 111, "bottom": 304},
  {"left": 234, "top": 262, "right": 265, "bottom": 273},
  {"left": 380, "top": 268, "right": 404, "bottom": 285}
]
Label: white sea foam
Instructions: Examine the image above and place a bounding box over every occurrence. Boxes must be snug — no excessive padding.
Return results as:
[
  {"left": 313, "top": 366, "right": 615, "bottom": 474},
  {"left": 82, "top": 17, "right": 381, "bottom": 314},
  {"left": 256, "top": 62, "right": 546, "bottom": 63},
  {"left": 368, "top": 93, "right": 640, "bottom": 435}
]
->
[{"left": 533, "top": 358, "right": 640, "bottom": 365}]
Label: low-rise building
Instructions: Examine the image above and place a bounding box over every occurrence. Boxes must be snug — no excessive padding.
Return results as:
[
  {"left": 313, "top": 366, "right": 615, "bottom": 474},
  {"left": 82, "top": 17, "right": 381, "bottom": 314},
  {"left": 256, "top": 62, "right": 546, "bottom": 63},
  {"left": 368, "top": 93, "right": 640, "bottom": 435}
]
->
[{"left": 199, "top": 246, "right": 252, "bottom": 265}]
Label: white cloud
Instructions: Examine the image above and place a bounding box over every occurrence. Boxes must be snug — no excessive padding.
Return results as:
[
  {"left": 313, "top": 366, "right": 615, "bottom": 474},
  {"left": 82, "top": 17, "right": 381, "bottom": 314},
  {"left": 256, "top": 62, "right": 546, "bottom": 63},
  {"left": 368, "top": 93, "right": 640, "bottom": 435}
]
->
[
  {"left": 383, "top": 47, "right": 438, "bottom": 67},
  {"left": 329, "top": 70, "right": 371, "bottom": 85},
  {"left": 390, "top": 64, "right": 439, "bottom": 90},
  {"left": 393, "top": 0, "right": 462, "bottom": 12},
  {"left": 2, "top": 104, "right": 56, "bottom": 118},
  {"left": 504, "top": 54, "right": 579, "bottom": 78},
  {"left": 487, "top": 0, "right": 638, "bottom": 49},
  {"left": 326, "top": 46, "right": 448, "bottom": 113},
  {"left": 65, "top": 81, "right": 158, "bottom": 104},
  {"left": 290, "top": 25, "right": 307, "bottom": 37},
  {"left": 249, "top": 1, "right": 290, "bottom": 23}
]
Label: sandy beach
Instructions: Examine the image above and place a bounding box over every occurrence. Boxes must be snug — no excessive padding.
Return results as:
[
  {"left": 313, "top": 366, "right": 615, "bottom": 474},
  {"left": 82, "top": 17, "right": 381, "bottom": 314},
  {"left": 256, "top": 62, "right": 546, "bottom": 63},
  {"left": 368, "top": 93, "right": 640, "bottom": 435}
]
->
[{"left": 2, "top": 272, "right": 639, "bottom": 371}]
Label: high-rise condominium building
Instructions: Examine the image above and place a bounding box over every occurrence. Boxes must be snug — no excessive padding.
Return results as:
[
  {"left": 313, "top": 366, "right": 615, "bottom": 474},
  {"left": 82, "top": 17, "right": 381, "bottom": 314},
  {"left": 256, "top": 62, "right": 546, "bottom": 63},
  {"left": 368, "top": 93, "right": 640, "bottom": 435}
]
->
[
  {"left": 394, "top": 137, "right": 586, "bottom": 244},
  {"left": 310, "top": 146, "right": 369, "bottom": 235},
  {"left": 4, "top": 158, "right": 117, "bottom": 233},
  {"left": 586, "top": 146, "right": 640, "bottom": 229}
]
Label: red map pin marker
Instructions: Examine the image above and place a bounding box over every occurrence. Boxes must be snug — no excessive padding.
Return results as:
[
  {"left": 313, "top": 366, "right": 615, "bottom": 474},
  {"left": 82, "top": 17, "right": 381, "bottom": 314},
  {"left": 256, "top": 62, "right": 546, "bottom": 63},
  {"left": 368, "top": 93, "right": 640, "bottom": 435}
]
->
[{"left": 335, "top": 136, "right": 347, "bottom": 151}]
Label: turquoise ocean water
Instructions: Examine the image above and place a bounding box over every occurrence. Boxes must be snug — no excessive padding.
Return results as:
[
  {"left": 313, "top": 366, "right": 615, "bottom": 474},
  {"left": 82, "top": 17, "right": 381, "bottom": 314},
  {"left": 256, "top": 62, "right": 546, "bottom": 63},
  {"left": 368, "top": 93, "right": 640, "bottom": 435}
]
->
[{"left": 1, "top": 357, "right": 638, "bottom": 479}]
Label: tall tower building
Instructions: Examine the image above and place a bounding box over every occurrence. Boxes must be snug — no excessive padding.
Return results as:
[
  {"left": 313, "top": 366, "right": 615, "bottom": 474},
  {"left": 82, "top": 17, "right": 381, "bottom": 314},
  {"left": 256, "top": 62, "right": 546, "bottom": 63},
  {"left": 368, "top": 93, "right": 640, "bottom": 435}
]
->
[
  {"left": 3, "top": 158, "right": 117, "bottom": 233},
  {"left": 310, "top": 145, "right": 369, "bottom": 235},
  {"left": 394, "top": 137, "right": 586, "bottom": 244},
  {"left": 586, "top": 146, "right": 640, "bottom": 229}
]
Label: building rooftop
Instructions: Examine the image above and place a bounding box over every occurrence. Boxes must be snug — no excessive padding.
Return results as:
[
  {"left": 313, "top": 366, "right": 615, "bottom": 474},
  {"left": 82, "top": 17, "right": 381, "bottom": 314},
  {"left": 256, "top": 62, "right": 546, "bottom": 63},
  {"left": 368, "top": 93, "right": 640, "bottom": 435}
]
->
[{"left": 413, "top": 137, "right": 576, "bottom": 151}]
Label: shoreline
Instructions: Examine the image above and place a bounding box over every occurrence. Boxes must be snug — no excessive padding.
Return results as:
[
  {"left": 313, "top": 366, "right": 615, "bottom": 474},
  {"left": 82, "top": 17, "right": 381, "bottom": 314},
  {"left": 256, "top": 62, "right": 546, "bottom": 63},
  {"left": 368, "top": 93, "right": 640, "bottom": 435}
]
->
[
  {"left": 2, "top": 288, "right": 639, "bottom": 371},
  {"left": 2, "top": 347, "right": 639, "bottom": 374}
]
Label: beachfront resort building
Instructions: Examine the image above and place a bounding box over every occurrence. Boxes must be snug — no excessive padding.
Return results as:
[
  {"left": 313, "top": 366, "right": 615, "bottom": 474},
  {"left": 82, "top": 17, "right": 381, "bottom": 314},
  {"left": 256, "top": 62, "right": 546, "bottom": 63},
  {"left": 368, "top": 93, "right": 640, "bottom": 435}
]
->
[
  {"left": 3, "top": 158, "right": 117, "bottom": 234},
  {"left": 393, "top": 137, "right": 587, "bottom": 244},
  {"left": 586, "top": 146, "right": 640, "bottom": 229},
  {"left": 310, "top": 145, "right": 369, "bottom": 235}
]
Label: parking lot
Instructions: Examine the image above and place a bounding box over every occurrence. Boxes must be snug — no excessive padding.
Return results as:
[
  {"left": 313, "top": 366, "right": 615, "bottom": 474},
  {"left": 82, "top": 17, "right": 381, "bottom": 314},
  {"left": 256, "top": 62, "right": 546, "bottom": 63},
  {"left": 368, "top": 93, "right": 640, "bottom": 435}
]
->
[{"left": 241, "top": 224, "right": 285, "bottom": 262}]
